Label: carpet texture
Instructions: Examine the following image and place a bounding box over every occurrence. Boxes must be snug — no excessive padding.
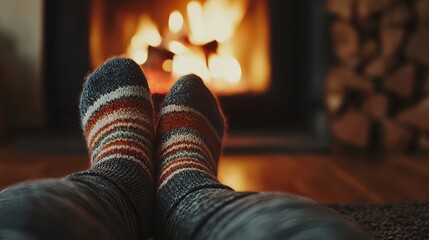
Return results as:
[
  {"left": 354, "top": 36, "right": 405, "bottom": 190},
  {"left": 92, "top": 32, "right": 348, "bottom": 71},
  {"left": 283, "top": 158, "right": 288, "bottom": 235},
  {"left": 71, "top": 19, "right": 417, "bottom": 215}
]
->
[{"left": 329, "top": 202, "right": 429, "bottom": 240}]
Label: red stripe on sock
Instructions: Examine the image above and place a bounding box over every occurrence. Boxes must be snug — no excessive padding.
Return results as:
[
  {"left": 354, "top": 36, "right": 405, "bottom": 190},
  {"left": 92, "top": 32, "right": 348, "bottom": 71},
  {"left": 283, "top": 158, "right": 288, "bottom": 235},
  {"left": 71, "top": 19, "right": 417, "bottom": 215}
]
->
[
  {"left": 161, "top": 140, "right": 213, "bottom": 165},
  {"left": 88, "top": 118, "right": 152, "bottom": 150},
  {"left": 84, "top": 97, "right": 152, "bottom": 137},
  {"left": 158, "top": 113, "right": 221, "bottom": 154},
  {"left": 96, "top": 139, "right": 152, "bottom": 166}
]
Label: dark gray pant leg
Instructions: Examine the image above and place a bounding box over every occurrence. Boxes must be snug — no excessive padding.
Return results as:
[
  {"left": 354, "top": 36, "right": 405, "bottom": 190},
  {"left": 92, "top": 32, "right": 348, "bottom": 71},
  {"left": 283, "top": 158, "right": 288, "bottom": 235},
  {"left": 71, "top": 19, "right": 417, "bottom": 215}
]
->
[
  {"left": 199, "top": 192, "right": 370, "bottom": 240},
  {"left": 0, "top": 176, "right": 140, "bottom": 240},
  {"left": 167, "top": 189, "right": 370, "bottom": 240}
]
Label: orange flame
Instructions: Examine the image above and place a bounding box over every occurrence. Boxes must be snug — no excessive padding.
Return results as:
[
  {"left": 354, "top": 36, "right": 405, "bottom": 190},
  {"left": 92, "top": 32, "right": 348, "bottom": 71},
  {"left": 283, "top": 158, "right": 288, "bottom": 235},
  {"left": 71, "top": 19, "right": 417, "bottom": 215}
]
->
[
  {"left": 126, "top": 0, "right": 270, "bottom": 95},
  {"left": 127, "top": 15, "right": 161, "bottom": 65},
  {"left": 169, "top": 11, "right": 184, "bottom": 33}
]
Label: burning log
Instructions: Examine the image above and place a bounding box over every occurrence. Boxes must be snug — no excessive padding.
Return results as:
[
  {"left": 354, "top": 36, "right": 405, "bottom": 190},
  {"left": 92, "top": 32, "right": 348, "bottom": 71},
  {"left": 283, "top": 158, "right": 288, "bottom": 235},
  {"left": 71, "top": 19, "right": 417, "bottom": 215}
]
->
[
  {"left": 202, "top": 40, "right": 218, "bottom": 56},
  {"left": 144, "top": 45, "right": 174, "bottom": 70},
  {"left": 202, "top": 40, "right": 219, "bottom": 64}
]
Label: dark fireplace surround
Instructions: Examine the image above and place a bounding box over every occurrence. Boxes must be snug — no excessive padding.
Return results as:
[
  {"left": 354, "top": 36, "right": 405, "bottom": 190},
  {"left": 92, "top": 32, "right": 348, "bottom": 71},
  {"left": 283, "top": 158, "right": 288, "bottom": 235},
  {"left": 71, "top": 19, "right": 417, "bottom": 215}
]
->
[{"left": 44, "top": 0, "right": 331, "bottom": 139}]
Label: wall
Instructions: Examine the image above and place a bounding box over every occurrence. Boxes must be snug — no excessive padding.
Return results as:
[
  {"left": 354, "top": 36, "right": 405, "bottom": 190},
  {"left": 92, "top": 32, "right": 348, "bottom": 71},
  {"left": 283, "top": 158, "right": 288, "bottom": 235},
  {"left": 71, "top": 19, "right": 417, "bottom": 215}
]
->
[{"left": 0, "top": 0, "right": 45, "bottom": 131}]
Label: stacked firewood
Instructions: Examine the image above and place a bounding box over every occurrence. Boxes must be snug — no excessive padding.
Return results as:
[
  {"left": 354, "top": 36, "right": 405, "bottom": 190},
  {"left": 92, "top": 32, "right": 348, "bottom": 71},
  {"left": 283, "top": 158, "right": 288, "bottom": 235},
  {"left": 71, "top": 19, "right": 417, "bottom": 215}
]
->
[{"left": 325, "top": 0, "right": 429, "bottom": 152}]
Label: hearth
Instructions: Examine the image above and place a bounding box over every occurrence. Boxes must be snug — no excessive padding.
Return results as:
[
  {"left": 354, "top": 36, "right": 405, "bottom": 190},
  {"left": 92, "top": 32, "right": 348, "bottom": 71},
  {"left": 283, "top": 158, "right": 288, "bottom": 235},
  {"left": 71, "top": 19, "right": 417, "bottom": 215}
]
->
[{"left": 43, "top": 0, "right": 331, "bottom": 144}]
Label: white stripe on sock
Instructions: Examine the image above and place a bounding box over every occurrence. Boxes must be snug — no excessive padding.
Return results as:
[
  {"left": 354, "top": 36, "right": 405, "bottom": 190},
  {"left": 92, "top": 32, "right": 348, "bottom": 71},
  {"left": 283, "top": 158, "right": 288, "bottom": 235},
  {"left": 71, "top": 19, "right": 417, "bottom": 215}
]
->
[
  {"left": 158, "top": 167, "right": 209, "bottom": 191},
  {"left": 92, "top": 133, "right": 151, "bottom": 160},
  {"left": 160, "top": 160, "right": 211, "bottom": 180},
  {"left": 82, "top": 86, "right": 150, "bottom": 128},
  {"left": 161, "top": 105, "right": 222, "bottom": 142},
  {"left": 94, "top": 142, "right": 151, "bottom": 165},
  {"left": 90, "top": 121, "right": 152, "bottom": 151},
  {"left": 87, "top": 111, "right": 150, "bottom": 147},
  {"left": 160, "top": 132, "right": 216, "bottom": 171}
]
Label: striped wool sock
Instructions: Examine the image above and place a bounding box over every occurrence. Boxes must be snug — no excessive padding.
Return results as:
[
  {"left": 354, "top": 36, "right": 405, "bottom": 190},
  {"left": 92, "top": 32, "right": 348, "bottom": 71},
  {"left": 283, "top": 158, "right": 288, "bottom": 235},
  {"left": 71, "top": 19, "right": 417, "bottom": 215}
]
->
[
  {"left": 72, "top": 57, "right": 155, "bottom": 238},
  {"left": 156, "top": 74, "right": 225, "bottom": 190},
  {"left": 155, "top": 74, "right": 239, "bottom": 238}
]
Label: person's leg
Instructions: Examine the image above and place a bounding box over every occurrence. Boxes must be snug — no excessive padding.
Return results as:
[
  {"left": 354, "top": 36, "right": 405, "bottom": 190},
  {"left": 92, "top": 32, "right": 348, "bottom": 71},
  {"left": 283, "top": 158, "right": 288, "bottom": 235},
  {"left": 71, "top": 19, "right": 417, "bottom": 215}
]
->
[
  {"left": 0, "top": 58, "right": 155, "bottom": 239},
  {"left": 155, "top": 74, "right": 370, "bottom": 240},
  {"left": 0, "top": 179, "right": 136, "bottom": 240}
]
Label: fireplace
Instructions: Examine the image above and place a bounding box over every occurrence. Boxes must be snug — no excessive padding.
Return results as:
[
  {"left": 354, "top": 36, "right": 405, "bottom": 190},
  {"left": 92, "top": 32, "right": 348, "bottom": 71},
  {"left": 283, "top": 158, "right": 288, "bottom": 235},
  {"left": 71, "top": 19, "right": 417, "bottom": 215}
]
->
[
  {"left": 90, "top": 0, "right": 270, "bottom": 96},
  {"left": 44, "top": 0, "right": 331, "bottom": 145}
]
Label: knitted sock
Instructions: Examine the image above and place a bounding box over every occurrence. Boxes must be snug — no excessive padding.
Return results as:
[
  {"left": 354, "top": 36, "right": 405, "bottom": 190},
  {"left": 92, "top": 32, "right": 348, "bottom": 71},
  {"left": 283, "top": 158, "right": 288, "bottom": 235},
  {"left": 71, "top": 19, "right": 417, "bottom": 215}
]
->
[
  {"left": 156, "top": 74, "right": 225, "bottom": 189},
  {"left": 69, "top": 57, "right": 155, "bottom": 238},
  {"left": 155, "top": 74, "right": 369, "bottom": 240},
  {"left": 156, "top": 74, "right": 241, "bottom": 238}
]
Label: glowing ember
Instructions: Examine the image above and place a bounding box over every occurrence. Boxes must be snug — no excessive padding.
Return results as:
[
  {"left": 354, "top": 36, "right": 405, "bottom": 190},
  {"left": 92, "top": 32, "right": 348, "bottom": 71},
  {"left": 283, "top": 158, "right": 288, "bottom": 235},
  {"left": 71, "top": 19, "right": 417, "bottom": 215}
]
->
[{"left": 162, "top": 59, "right": 173, "bottom": 73}]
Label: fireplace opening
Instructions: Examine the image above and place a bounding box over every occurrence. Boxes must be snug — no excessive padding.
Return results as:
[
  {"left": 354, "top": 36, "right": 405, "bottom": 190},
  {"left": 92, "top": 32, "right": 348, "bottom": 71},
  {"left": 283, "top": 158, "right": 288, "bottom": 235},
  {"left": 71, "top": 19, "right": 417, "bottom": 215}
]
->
[
  {"left": 44, "top": 0, "right": 331, "bottom": 151},
  {"left": 90, "top": 0, "right": 270, "bottom": 95}
]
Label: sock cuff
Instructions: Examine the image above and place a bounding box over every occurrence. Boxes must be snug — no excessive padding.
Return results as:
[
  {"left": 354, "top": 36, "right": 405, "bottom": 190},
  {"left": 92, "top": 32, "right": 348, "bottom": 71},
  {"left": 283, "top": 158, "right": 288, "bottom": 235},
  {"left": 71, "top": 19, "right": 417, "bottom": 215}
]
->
[{"left": 67, "top": 159, "right": 154, "bottom": 235}]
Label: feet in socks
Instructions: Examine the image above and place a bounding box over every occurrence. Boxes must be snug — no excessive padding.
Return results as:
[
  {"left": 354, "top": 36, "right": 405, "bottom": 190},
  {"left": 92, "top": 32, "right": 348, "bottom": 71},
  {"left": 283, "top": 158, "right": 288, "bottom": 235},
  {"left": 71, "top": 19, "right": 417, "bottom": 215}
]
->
[
  {"left": 156, "top": 74, "right": 225, "bottom": 190},
  {"left": 77, "top": 57, "right": 155, "bottom": 237},
  {"left": 156, "top": 74, "right": 232, "bottom": 235}
]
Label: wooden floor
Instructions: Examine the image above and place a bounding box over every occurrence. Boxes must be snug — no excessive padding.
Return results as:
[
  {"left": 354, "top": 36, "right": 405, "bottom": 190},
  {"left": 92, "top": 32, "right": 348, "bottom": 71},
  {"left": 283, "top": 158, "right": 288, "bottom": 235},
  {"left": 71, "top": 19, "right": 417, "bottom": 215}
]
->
[{"left": 1, "top": 143, "right": 428, "bottom": 203}]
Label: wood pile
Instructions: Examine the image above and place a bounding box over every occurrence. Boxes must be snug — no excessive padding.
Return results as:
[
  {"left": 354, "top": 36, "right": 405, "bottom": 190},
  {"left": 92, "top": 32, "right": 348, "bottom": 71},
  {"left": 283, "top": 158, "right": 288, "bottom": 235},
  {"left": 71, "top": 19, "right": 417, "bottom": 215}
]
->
[{"left": 325, "top": 0, "right": 429, "bottom": 152}]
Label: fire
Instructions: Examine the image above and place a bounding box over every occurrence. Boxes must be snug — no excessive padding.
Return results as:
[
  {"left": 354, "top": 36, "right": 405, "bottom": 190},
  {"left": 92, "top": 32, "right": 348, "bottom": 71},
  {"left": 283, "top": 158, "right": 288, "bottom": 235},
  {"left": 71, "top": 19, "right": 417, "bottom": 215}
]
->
[
  {"left": 127, "top": 15, "right": 162, "bottom": 65},
  {"left": 187, "top": 1, "right": 206, "bottom": 44},
  {"left": 185, "top": 0, "right": 245, "bottom": 45},
  {"left": 124, "top": 0, "right": 270, "bottom": 94},
  {"left": 168, "top": 41, "right": 188, "bottom": 54},
  {"left": 168, "top": 11, "right": 184, "bottom": 34},
  {"left": 172, "top": 49, "right": 211, "bottom": 82},
  {"left": 208, "top": 54, "right": 242, "bottom": 85}
]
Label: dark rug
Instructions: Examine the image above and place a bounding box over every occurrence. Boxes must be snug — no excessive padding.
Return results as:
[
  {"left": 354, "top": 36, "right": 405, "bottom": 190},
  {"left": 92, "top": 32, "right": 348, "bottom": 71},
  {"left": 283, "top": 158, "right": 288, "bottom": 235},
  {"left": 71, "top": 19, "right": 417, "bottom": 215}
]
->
[{"left": 329, "top": 202, "right": 429, "bottom": 240}]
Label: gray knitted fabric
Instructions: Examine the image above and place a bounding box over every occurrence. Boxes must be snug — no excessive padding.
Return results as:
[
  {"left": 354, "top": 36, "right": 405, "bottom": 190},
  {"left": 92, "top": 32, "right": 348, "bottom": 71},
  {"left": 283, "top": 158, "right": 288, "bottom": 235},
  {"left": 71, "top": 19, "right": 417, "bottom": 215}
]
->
[
  {"left": 0, "top": 178, "right": 137, "bottom": 240},
  {"left": 155, "top": 74, "right": 370, "bottom": 240},
  {"left": 69, "top": 57, "right": 156, "bottom": 239}
]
